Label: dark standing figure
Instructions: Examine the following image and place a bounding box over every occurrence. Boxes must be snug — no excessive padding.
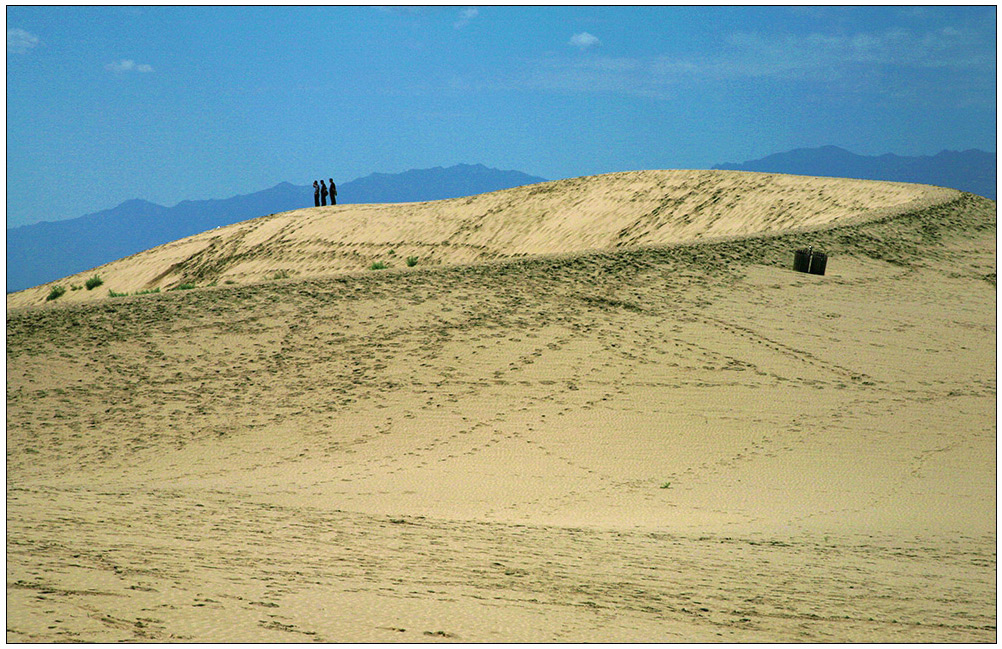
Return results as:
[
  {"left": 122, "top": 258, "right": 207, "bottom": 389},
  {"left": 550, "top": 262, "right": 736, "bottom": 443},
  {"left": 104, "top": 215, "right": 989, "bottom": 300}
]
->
[
  {"left": 329, "top": 178, "right": 337, "bottom": 205},
  {"left": 320, "top": 180, "right": 328, "bottom": 206},
  {"left": 313, "top": 180, "right": 320, "bottom": 207}
]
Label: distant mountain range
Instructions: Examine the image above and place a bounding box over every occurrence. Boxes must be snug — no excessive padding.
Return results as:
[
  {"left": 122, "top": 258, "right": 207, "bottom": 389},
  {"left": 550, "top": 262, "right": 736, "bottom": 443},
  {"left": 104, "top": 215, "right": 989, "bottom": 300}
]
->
[
  {"left": 343, "top": 164, "right": 546, "bottom": 204},
  {"left": 6, "top": 164, "right": 546, "bottom": 292},
  {"left": 714, "top": 146, "right": 995, "bottom": 200}
]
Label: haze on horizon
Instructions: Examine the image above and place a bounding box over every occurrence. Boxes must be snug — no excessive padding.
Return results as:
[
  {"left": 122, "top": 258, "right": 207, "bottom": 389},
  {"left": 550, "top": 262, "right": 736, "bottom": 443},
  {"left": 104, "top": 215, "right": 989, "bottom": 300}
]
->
[{"left": 6, "top": 5, "right": 997, "bottom": 228}]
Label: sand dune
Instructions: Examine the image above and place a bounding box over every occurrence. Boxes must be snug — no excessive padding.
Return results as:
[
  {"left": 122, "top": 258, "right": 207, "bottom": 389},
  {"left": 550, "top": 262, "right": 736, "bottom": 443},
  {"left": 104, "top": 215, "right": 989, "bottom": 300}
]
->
[
  {"left": 6, "top": 171, "right": 996, "bottom": 642},
  {"left": 6, "top": 170, "right": 955, "bottom": 309}
]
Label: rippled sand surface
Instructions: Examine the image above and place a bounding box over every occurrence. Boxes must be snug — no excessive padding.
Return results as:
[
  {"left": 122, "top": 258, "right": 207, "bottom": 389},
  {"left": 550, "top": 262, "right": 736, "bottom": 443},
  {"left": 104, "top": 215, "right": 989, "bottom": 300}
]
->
[{"left": 6, "top": 173, "right": 995, "bottom": 642}]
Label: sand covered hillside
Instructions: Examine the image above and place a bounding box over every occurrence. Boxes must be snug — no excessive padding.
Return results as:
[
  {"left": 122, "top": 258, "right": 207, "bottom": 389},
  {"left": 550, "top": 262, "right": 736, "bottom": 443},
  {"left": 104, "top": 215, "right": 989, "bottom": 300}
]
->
[
  {"left": 6, "top": 172, "right": 996, "bottom": 642},
  {"left": 6, "top": 170, "right": 956, "bottom": 309}
]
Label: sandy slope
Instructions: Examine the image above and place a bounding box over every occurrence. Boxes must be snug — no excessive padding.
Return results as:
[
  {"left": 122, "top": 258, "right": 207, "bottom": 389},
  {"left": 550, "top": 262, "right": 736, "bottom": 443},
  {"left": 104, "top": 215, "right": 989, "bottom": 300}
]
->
[
  {"left": 7, "top": 170, "right": 954, "bottom": 309},
  {"left": 6, "top": 172, "right": 996, "bottom": 642}
]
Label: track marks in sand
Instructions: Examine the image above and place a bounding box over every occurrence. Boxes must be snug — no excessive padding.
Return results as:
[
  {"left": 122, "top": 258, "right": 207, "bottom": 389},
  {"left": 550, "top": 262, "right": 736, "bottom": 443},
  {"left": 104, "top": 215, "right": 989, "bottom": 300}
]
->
[
  {"left": 302, "top": 323, "right": 628, "bottom": 498},
  {"left": 691, "top": 311, "right": 876, "bottom": 385},
  {"left": 6, "top": 196, "right": 996, "bottom": 642},
  {"left": 7, "top": 486, "right": 996, "bottom": 643}
]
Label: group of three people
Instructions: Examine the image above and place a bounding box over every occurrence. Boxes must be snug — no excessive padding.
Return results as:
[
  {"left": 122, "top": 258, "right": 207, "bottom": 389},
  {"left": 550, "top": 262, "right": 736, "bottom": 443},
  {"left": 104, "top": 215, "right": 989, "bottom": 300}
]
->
[{"left": 313, "top": 178, "right": 337, "bottom": 206}]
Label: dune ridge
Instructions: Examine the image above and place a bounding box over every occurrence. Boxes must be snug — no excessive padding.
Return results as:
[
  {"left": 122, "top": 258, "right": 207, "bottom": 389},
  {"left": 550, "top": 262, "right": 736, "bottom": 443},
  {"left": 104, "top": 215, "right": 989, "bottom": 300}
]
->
[
  {"left": 6, "top": 170, "right": 957, "bottom": 309},
  {"left": 6, "top": 172, "right": 995, "bottom": 642}
]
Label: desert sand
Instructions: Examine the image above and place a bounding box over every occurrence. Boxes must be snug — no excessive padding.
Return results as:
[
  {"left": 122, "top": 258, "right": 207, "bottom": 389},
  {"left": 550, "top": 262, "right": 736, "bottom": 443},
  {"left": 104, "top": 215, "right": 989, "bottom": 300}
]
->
[
  {"left": 6, "top": 170, "right": 996, "bottom": 642},
  {"left": 6, "top": 170, "right": 956, "bottom": 309}
]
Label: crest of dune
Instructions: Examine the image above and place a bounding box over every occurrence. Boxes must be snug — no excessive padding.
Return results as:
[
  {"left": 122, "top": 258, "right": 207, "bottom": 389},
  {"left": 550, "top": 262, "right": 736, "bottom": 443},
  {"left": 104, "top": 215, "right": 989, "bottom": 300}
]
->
[{"left": 6, "top": 170, "right": 957, "bottom": 309}]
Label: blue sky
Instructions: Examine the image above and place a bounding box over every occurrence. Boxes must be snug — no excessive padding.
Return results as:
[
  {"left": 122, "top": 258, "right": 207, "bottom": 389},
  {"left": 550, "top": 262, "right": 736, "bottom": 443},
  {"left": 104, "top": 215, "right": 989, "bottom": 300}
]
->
[{"left": 6, "top": 5, "right": 997, "bottom": 228}]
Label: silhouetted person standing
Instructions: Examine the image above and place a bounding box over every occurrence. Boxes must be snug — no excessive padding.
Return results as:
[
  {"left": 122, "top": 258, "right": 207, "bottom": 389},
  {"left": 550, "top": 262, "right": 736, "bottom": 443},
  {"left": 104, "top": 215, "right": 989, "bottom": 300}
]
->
[
  {"left": 320, "top": 180, "right": 328, "bottom": 206},
  {"left": 329, "top": 178, "right": 337, "bottom": 205},
  {"left": 313, "top": 180, "right": 320, "bottom": 207}
]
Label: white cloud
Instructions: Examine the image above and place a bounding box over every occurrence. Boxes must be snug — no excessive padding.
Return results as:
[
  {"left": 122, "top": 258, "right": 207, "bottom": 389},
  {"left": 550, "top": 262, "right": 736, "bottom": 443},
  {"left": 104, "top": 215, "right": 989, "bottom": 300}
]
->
[
  {"left": 106, "top": 59, "right": 154, "bottom": 74},
  {"left": 569, "top": 32, "right": 601, "bottom": 50},
  {"left": 454, "top": 8, "right": 478, "bottom": 29},
  {"left": 7, "top": 28, "right": 39, "bottom": 54},
  {"left": 449, "top": 22, "right": 991, "bottom": 108}
]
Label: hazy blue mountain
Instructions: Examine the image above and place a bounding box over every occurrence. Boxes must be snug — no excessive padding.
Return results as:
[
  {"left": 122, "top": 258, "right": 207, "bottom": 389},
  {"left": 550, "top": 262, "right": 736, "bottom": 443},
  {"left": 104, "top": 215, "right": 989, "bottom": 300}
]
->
[
  {"left": 7, "top": 164, "right": 546, "bottom": 292},
  {"left": 344, "top": 163, "right": 546, "bottom": 203},
  {"left": 714, "top": 146, "right": 996, "bottom": 200}
]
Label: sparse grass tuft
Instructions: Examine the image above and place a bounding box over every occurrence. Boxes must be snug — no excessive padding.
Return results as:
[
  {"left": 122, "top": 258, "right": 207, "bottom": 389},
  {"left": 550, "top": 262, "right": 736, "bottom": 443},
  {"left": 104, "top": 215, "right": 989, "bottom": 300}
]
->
[
  {"left": 46, "top": 285, "right": 66, "bottom": 301},
  {"left": 110, "top": 287, "right": 160, "bottom": 298},
  {"left": 272, "top": 270, "right": 290, "bottom": 280},
  {"left": 369, "top": 261, "right": 388, "bottom": 270},
  {"left": 85, "top": 275, "right": 104, "bottom": 290},
  {"left": 171, "top": 283, "right": 197, "bottom": 291},
  {"left": 406, "top": 256, "right": 419, "bottom": 267},
  {"left": 110, "top": 285, "right": 175, "bottom": 297},
  {"left": 660, "top": 481, "right": 672, "bottom": 489}
]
